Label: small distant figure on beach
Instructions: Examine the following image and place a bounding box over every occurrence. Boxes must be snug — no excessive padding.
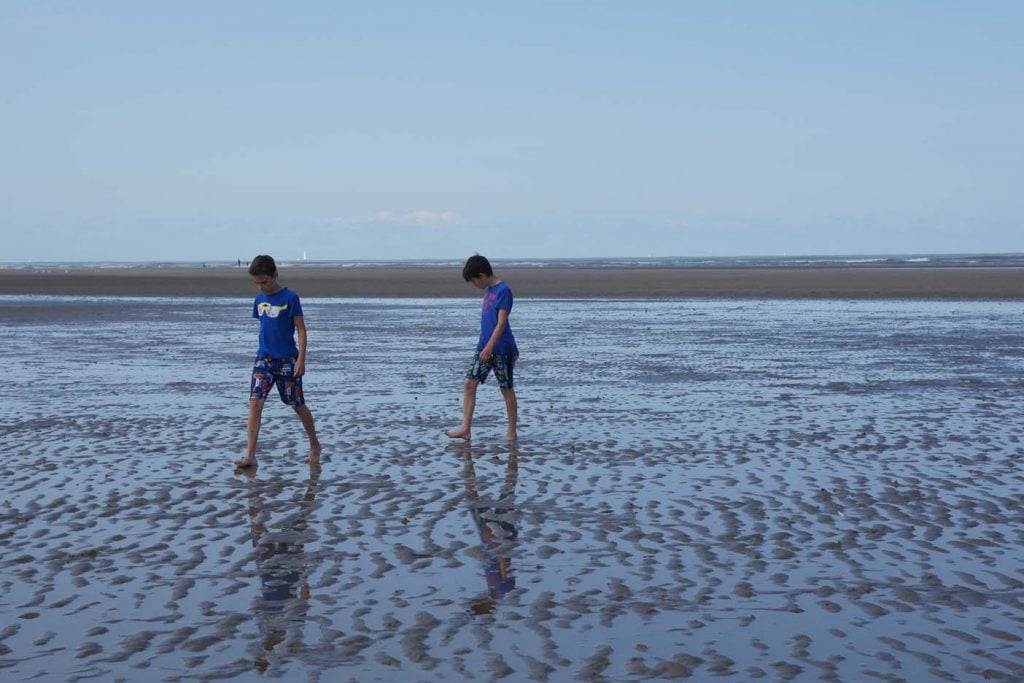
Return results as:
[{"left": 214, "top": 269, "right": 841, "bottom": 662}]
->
[
  {"left": 235, "top": 254, "right": 321, "bottom": 468},
  {"left": 446, "top": 254, "right": 519, "bottom": 442}
]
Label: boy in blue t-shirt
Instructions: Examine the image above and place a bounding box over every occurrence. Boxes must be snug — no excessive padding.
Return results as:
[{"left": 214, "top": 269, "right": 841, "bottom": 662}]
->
[
  {"left": 235, "top": 254, "right": 320, "bottom": 468},
  {"left": 446, "top": 254, "right": 519, "bottom": 442}
]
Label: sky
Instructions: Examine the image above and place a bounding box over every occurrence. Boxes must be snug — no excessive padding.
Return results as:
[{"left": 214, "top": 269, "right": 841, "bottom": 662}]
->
[{"left": 2, "top": 1, "right": 1022, "bottom": 262}]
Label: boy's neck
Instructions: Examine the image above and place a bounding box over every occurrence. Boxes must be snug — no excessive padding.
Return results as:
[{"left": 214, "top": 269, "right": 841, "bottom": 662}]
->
[{"left": 485, "top": 276, "right": 501, "bottom": 287}]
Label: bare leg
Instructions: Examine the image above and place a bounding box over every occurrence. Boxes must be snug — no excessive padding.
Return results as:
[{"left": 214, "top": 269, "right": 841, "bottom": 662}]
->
[
  {"left": 293, "top": 404, "right": 321, "bottom": 463},
  {"left": 445, "top": 378, "right": 479, "bottom": 440},
  {"left": 501, "top": 387, "right": 518, "bottom": 441},
  {"left": 236, "top": 398, "right": 266, "bottom": 467}
]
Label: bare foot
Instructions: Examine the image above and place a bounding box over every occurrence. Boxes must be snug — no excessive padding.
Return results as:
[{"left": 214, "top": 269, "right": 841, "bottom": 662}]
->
[
  {"left": 234, "top": 457, "right": 257, "bottom": 469},
  {"left": 308, "top": 440, "right": 321, "bottom": 464},
  {"left": 503, "top": 432, "right": 518, "bottom": 442},
  {"left": 445, "top": 426, "right": 472, "bottom": 441},
  {"left": 235, "top": 467, "right": 257, "bottom": 481}
]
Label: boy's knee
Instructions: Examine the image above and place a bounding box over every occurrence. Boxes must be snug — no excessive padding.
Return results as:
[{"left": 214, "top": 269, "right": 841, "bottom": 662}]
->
[{"left": 464, "top": 378, "right": 480, "bottom": 392}]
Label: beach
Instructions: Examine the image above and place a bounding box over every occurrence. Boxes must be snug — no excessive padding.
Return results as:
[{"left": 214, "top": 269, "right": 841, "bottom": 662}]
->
[
  {"left": 1, "top": 294, "right": 1022, "bottom": 681},
  {"left": 1, "top": 263, "right": 1024, "bottom": 298}
]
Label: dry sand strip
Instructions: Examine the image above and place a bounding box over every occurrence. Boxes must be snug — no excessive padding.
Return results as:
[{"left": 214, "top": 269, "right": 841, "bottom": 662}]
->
[{"left": 1, "top": 265, "right": 1023, "bottom": 298}]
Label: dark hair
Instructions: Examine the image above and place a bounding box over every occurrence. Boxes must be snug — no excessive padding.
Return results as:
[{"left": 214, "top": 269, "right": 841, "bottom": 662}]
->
[
  {"left": 462, "top": 254, "right": 493, "bottom": 282},
  {"left": 248, "top": 255, "right": 278, "bottom": 277}
]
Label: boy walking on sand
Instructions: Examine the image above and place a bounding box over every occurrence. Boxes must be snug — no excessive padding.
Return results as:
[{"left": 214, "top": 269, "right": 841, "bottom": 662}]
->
[
  {"left": 235, "top": 255, "right": 320, "bottom": 468},
  {"left": 446, "top": 255, "right": 519, "bottom": 442}
]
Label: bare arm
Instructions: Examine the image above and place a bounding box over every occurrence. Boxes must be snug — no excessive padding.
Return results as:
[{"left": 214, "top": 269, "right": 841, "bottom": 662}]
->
[
  {"left": 480, "top": 309, "right": 509, "bottom": 362},
  {"left": 294, "top": 315, "right": 308, "bottom": 377}
]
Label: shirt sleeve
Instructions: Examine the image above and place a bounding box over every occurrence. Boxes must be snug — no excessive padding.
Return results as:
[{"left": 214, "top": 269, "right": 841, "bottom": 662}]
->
[
  {"left": 290, "top": 291, "right": 304, "bottom": 318},
  {"left": 495, "top": 286, "right": 513, "bottom": 311},
  {"left": 252, "top": 297, "right": 259, "bottom": 319}
]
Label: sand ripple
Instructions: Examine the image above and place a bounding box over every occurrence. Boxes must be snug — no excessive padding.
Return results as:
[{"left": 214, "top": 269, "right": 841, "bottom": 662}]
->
[{"left": 0, "top": 296, "right": 1022, "bottom": 681}]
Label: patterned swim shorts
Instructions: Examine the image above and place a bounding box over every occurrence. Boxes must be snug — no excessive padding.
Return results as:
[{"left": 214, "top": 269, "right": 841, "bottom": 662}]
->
[
  {"left": 250, "top": 356, "right": 305, "bottom": 406},
  {"left": 465, "top": 351, "right": 519, "bottom": 390}
]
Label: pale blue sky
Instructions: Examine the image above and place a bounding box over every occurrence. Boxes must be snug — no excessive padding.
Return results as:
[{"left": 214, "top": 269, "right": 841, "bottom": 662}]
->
[{"left": 2, "top": 1, "right": 1021, "bottom": 262}]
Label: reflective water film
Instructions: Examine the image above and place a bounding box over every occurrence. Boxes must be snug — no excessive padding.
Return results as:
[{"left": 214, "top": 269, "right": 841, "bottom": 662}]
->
[{"left": 1, "top": 296, "right": 1022, "bottom": 681}]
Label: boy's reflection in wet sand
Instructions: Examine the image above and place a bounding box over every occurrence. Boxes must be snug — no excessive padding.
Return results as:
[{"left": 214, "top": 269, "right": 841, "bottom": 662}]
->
[
  {"left": 461, "top": 446, "right": 519, "bottom": 615},
  {"left": 241, "top": 464, "right": 321, "bottom": 672}
]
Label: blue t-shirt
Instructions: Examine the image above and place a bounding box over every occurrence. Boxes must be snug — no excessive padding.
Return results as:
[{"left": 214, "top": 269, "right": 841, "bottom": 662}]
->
[
  {"left": 252, "top": 287, "right": 304, "bottom": 359},
  {"left": 478, "top": 281, "right": 517, "bottom": 355}
]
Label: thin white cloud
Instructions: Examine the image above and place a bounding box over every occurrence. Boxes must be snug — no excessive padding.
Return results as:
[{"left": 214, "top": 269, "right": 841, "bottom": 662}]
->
[{"left": 334, "top": 210, "right": 465, "bottom": 229}]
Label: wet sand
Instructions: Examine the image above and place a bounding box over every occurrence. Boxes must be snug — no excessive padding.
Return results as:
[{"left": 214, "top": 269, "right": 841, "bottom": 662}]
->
[
  {"left": 1, "top": 264, "right": 1023, "bottom": 298},
  {"left": 1, "top": 296, "right": 1022, "bottom": 681}
]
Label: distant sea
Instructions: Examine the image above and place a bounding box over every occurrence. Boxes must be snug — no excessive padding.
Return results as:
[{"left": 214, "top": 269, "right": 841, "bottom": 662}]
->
[{"left": 3, "top": 253, "right": 1024, "bottom": 270}]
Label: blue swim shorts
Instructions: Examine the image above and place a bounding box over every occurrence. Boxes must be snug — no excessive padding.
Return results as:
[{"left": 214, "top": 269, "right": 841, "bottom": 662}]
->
[
  {"left": 465, "top": 351, "right": 519, "bottom": 390},
  {"left": 250, "top": 356, "right": 305, "bottom": 406}
]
